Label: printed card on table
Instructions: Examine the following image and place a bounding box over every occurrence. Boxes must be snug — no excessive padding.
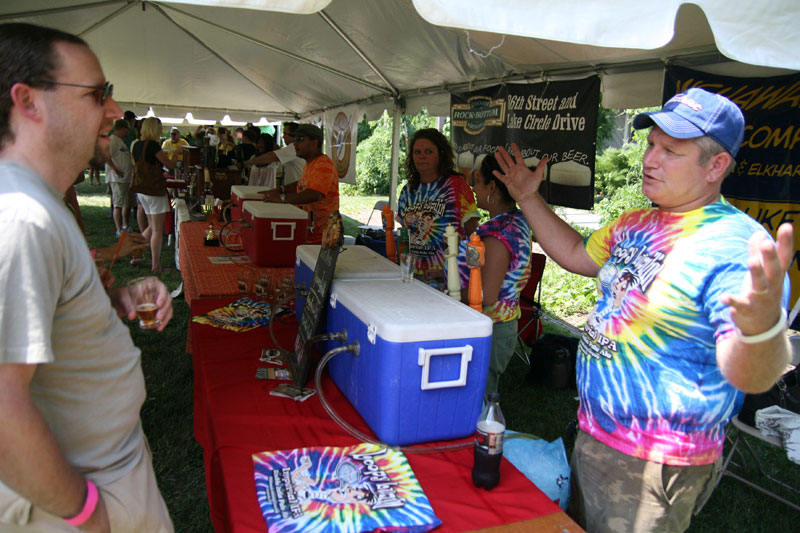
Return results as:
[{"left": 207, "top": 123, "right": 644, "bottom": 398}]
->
[
  {"left": 253, "top": 443, "right": 441, "bottom": 533},
  {"left": 192, "top": 297, "right": 290, "bottom": 332}
]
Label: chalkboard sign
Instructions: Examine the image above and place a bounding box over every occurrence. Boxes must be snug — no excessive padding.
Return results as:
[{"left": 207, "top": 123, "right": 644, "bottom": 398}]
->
[{"left": 289, "top": 211, "right": 344, "bottom": 388}]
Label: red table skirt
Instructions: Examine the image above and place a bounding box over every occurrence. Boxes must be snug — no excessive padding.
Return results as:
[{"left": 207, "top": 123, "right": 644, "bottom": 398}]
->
[{"left": 190, "top": 313, "right": 569, "bottom": 533}]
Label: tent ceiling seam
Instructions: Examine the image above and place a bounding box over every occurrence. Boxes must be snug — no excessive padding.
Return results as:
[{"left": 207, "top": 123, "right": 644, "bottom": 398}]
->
[
  {"left": 150, "top": 2, "right": 301, "bottom": 116},
  {"left": 0, "top": 0, "right": 125, "bottom": 20},
  {"left": 77, "top": 1, "right": 136, "bottom": 37},
  {"left": 317, "top": 10, "right": 399, "bottom": 99},
  {"left": 159, "top": 3, "right": 393, "bottom": 96}
]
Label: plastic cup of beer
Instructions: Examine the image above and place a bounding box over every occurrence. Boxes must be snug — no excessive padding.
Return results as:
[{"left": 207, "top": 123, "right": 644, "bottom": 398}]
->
[
  {"left": 127, "top": 276, "right": 159, "bottom": 329},
  {"left": 255, "top": 274, "right": 272, "bottom": 302},
  {"left": 400, "top": 253, "right": 415, "bottom": 283},
  {"left": 236, "top": 270, "right": 252, "bottom": 296}
]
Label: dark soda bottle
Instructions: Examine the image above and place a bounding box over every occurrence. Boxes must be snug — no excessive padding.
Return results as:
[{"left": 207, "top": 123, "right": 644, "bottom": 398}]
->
[{"left": 472, "top": 392, "right": 505, "bottom": 490}]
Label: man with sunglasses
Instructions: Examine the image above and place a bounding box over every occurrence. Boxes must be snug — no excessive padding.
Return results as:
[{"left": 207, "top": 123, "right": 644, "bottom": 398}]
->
[{"left": 0, "top": 23, "right": 174, "bottom": 532}]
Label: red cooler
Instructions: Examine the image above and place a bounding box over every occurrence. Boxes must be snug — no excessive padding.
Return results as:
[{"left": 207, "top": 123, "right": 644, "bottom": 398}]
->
[
  {"left": 230, "top": 185, "right": 270, "bottom": 221},
  {"left": 242, "top": 202, "right": 308, "bottom": 267}
]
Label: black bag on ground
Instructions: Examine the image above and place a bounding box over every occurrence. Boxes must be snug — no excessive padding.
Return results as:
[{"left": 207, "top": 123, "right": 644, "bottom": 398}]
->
[
  {"left": 738, "top": 366, "right": 800, "bottom": 427},
  {"left": 527, "top": 333, "right": 579, "bottom": 390},
  {"left": 355, "top": 231, "right": 388, "bottom": 258}
]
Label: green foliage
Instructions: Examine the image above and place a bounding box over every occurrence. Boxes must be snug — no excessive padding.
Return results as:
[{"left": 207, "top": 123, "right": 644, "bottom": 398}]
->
[
  {"left": 595, "top": 103, "right": 616, "bottom": 151},
  {"left": 541, "top": 262, "right": 597, "bottom": 317},
  {"left": 593, "top": 108, "right": 655, "bottom": 198},
  {"left": 594, "top": 182, "right": 651, "bottom": 225},
  {"left": 353, "top": 112, "right": 395, "bottom": 194},
  {"left": 351, "top": 108, "right": 441, "bottom": 195}
]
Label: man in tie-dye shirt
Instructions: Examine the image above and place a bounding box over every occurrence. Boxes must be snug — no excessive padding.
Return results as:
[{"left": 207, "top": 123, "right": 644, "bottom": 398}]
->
[{"left": 494, "top": 88, "right": 793, "bottom": 532}]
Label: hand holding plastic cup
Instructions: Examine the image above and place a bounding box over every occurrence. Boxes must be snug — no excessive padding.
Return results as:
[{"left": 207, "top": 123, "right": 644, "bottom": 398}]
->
[
  {"left": 127, "top": 276, "right": 159, "bottom": 329},
  {"left": 400, "top": 253, "right": 415, "bottom": 283}
]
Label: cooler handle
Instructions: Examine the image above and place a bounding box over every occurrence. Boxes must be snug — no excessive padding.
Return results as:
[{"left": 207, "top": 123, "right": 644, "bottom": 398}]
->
[
  {"left": 417, "top": 346, "right": 473, "bottom": 390},
  {"left": 271, "top": 221, "right": 296, "bottom": 241}
]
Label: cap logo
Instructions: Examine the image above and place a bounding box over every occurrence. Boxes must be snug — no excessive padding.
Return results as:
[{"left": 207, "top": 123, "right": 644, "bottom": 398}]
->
[{"left": 668, "top": 93, "right": 703, "bottom": 111}]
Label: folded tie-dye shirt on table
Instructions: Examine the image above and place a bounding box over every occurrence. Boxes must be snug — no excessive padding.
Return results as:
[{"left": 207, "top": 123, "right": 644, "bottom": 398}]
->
[{"left": 579, "top": 198, "right": 790, "bottom": 466}]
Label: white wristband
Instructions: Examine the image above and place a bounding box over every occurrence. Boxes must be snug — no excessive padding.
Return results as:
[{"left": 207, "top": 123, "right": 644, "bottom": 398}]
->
[{"left": 736, "top": 308, "right": 787, "bottom": 344}]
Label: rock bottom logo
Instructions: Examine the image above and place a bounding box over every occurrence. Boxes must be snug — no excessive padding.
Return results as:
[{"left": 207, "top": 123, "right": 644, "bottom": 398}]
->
[
  {"left": 452, "top": 96, "right": 506, "bottom": 135},
  {"left": 330, "top": 111, "right": 352, "bottom": 178}
]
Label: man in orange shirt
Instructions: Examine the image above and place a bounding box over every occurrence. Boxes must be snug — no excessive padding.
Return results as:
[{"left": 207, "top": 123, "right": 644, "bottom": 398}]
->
[{"left": 261, "top": 124, "right": 339, "bottom": 244}]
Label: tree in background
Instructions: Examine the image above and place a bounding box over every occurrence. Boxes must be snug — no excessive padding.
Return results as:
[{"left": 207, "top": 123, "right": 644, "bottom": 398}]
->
[{"left": 347, "top": 109, "right": 439, "bottom": 195}]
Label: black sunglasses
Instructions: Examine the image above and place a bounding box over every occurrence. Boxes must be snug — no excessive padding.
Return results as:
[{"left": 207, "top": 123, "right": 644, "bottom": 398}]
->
[{"left": 34, "top": 80, "right": 113, "bottom": 105}]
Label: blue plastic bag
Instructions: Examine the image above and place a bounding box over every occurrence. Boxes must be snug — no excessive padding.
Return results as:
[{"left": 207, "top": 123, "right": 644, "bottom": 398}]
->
[{"left": 503, "top": 431, "right": 571, "bottom": 510}]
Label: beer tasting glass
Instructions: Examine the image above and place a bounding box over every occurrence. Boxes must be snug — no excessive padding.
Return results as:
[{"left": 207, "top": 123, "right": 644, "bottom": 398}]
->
[{"left": 127, "top": 276, "right": 159, "bottom": 329}]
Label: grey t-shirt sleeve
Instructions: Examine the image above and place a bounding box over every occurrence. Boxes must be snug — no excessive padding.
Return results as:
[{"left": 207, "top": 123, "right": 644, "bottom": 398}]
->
[{"left": 0, "top": 209, "right": 62, "bottom": 364}]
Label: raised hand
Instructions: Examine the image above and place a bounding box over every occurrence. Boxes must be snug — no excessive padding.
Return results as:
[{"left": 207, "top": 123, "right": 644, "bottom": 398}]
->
[
  {"left": 493, "top": 143, "right": 549, "bottom": 203},
  {"left": 721, "top": 222, "right": 793, "bottom": 336}
]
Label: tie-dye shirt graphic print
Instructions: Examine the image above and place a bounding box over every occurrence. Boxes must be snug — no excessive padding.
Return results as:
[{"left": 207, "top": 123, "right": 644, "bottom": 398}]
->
[
  {"left": 455, "top": 209, "right": 532, "bottom": 323},
  {"left": 398, "top": 174, "right": 478, "bottom": 273},
  {"left": 579, "top": 198, "right": 789, "bottom": 466}
]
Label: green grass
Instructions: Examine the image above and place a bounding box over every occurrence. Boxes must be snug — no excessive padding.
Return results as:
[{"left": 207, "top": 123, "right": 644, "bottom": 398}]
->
[{"left": 75, "top": 181, "right": 798, "bottom": 532}]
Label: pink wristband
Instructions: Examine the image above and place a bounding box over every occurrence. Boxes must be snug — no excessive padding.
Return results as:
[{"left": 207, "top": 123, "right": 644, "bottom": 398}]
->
[{"left": 63, "top": 480, "right": 98, "bottom": 527}]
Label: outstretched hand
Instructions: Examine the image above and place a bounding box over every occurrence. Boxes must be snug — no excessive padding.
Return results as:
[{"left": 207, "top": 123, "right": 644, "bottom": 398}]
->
[
  {"left": 493, "top": 143, "right": 549, "bottom": 203},
  {"left": 720, "top": 222, "right": 793, "bottom": 336},
  {"left": 118, "top": 233, "right": 147, "bottom": 259}
]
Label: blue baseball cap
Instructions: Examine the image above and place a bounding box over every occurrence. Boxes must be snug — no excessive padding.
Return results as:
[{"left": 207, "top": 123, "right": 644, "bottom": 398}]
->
[{"left": 633, "top": 88, "right": 745, "bottom": 157}]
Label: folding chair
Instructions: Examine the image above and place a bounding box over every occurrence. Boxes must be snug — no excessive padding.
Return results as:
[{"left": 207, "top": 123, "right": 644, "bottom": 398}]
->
[
  {"left": 514, "top": 252, "right": 547, "bottom": 365},
  {"left": 717, "top": 336, "right": 800, "bottom": 511},
  {"left": 359, "top": 200, "right": 389, "bottom": 231}
]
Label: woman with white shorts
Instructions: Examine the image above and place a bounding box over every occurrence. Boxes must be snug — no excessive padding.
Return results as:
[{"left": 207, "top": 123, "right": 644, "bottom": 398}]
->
[{"left": 130, "top": 117, "right": 181, "bottom": 272}]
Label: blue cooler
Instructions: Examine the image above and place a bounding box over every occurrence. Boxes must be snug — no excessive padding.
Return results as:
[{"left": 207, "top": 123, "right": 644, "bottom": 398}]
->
[
  {"left": 294, "top": 244, "right": 399, "bottom": 319},
  {"left": 325, "top": 278, "right": 493, "bottom": 446}
]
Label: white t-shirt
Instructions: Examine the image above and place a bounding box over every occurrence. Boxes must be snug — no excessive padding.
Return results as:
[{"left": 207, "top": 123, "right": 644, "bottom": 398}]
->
[
  {"left": 105, "top": 134, "right": 134, "bottom": 183},
  {"left": 0, "top": 163, "right": 146, "bottom": 498},
  {"left": 274, "top": 144, "right": 305, "bottom": 185}
]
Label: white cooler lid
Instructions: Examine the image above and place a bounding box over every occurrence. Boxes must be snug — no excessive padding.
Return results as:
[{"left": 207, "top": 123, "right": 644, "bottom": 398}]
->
[
  {"left": 329, "top": 279, "right": 492, "bottom": 343},
  {"left": 296, "top": 245, "right": 399, "bottom": 279},
  {"left": 231, "top": 185, "right": 271, "bottom": 199},
  {"left": 244, "top": 201, "right": 308, "bottom": 219}
]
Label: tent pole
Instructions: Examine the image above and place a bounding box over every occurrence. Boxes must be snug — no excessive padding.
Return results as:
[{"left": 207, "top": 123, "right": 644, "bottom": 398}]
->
[{"left": 389, "top": 103, "right": 402, "bottom": 212}]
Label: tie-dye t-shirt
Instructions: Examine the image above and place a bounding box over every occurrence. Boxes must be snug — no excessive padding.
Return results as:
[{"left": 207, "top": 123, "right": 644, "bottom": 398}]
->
[
  {"left": 579, "top": 198, "right": 790, "bottom": 466},
  {"left": 398, "top": 174, "right": 478, "bottom": 273},
  {"left": 455, "top": 209, "right": 532, "bottom": 323}
]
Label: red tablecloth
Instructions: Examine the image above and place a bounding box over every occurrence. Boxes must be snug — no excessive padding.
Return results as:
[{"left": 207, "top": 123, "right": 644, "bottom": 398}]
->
[
  {"left": 191, "top": 315, "right": 581, "bottom": 532},
  {"left": 178, "top": 221, "right": 293, "bottom": 309},
  {"left": 178, "top": 221, "right": 293, "bottom": 353}
]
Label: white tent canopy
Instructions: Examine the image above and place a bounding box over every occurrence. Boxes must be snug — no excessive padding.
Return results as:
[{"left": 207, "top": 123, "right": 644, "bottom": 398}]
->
[
  {"left": 3, "top": 0, "right": 798, "bottom": 207},
  {"left": 2, "top": 0, "right": 798, "bottom": 123}
]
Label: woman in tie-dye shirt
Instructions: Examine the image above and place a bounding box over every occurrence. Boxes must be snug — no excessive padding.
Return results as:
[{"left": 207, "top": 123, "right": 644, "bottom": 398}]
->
[
  {"left": 455, "top": 154, "right": 532, "bottom": 396},
  {"left": 398, "top": 129, "right": 479, "bottom": 276}
]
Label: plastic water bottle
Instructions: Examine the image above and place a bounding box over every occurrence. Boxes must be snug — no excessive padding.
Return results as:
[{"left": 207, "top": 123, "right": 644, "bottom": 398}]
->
[{"left": 472, "top": 392, "right": 505, "bottom": 490}]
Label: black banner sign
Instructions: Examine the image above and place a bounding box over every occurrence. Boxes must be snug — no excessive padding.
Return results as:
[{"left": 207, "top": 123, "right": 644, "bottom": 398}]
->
[
  {"left": 451, "top": 76, "right": 601, "bottom": 210},
  {"left": 290, "top": 211, "right": 344, "bottom": 388},
  {"left": 664, "top": 66, "right": 800, "bottom": 328}
]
